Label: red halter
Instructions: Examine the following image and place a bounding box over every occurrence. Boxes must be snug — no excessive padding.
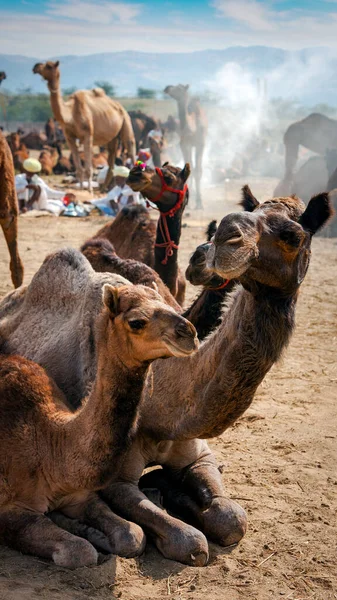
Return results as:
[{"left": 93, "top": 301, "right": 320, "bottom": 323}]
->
[
  {"left": 208, "top": 279, "right": 230, "bottom": 291},
  {"left": 151, "top": 167, "right": 188, "bottom": 264}
]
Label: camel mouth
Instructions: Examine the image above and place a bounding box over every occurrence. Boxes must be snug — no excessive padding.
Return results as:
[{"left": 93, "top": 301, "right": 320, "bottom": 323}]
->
[{"left": 163, "top": 337, "right": 198, "bottom": 357}]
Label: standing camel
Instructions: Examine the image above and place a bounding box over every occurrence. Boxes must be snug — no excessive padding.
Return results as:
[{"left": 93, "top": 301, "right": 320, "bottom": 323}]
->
[
  {"left": 0, "top": 189, "right": 332, "bottom": 565},
  {"left": 164, "top": 85, "right": 207, "bottom": 208},
  {"left": 0, "top": 131, "right": 24, "bottom": 288},
  {"left": 33, "top": 61, "right": 136, "bottom": 192},
  {"left": 275, "top": 112, "right": 337, "bottom": 196},
  {"left": 0, "top": 281, "right": 197, "bottom": 566}
]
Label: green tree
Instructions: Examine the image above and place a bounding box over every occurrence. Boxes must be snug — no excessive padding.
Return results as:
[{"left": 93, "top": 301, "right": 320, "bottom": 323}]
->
[
  {"left": 94, "top": 81, "right": 115, "bottom": 97},
  {"left": 137, "top": 87, "right": 156, "bottom": 99}
]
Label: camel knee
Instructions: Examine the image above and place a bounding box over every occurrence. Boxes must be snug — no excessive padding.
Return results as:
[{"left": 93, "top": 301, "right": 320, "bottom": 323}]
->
[
  {"left": 107, "top": 521, "right": 146, "bottom": 558},
  {"left": 202, "top": 497, "right": 247, "bottom": 546},
  {"left": 52, "top": 538, "right": 98, "bottom": 568}
]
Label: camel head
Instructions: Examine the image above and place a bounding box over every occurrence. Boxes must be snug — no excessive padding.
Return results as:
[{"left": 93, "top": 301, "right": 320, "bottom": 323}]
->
[
  {"left": 33, "top": 61, "right": 60, "bottom": 87},
  {"left": 127, "top": 163, "right": 190, "bottom": 212},
  {"left": 206, "top": 186, "right": 333, "bottom": 294},
  {"left": 0, "top": 72, "right": 6, "bottom": 85},
  {"left": 164, "top": 84, "right": 189, "bottom": 102},
  {"left": 102, "top": 284, "right": 198, "bottom": 363}
]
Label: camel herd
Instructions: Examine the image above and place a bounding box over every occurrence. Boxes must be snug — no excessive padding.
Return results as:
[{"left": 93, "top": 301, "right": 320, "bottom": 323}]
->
[{"left": 0, "top": 116, "right": 334, "bottom": 568}]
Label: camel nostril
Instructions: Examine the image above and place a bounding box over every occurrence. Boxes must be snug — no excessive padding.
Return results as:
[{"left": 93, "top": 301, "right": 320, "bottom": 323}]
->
[{"left": 175, "top": 321, "right": 196, "bottom": 339}]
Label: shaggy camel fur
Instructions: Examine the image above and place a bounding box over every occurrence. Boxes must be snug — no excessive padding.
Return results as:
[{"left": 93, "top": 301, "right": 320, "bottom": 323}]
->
[
  {"left": 127, "top": 162, "right": 190, "bottom": 304},
  {"left": 33, "top": 61, "right": 135, "bottom": 192},
  {"left": 275, "top": 113, "right": 337, "bottom": 196},
  {"left": 0, "top": 131, "right": 24, "bottom": 288},
  {"left": 0, "top": 189, "right": 331, "bottom": 566},
  {"left": 0, "top": 279, "right": 197, "bottom": 567},
  {"left": 81, "top": 238, "right": 180, "bottom": 311},
  {"left": 164, "top": 85, "right": 207, "bottom": 208}
]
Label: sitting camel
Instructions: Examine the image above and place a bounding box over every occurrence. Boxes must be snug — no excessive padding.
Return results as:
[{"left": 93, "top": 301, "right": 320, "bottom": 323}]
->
[
  {"left": 0, "top": 131, "right": 24, "bottom": 288},
  {"left": 275, "top": 112, "right": 337, "bottom": 196},
  {"left": 0, "top": 277, "right": 197, "bottom": 567},
  {"left": 0, "top": 188, "right": 331, "bottom": 566},
  {"left": 6, "top": 132, "right": 29, "bottom": 172},
  {"left": 33, "top": 61, "right": 135, "bottom": 192}
]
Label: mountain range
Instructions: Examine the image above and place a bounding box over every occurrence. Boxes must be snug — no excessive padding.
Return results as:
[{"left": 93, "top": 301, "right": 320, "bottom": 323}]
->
[{"left": 1, "top": 47, "right": 336, "bottom": 105}]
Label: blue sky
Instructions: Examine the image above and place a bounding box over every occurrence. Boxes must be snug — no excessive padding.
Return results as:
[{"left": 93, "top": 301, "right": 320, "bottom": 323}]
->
[{"left": 1, "top": 0, "right": 337, "bottom": 56}]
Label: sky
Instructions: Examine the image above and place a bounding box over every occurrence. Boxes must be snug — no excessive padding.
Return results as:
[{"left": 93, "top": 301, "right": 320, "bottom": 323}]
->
[{"left": 1, "top": 0, "right": 337, "bottom": 56}]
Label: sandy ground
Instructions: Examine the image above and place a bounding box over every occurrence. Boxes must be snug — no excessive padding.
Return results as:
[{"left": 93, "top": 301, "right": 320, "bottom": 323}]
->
[{"left": 0, "top": 177, "right": 336, "bottom": 600}]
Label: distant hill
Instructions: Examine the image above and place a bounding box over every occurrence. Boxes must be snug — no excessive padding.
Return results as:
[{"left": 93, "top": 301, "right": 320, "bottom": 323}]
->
[{"left": 1, "top": 47, "right": 336, "bottom": 105}]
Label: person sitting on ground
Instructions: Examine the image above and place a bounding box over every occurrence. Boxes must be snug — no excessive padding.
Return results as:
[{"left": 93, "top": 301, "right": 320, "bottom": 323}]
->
[
  {"left": 15, "top": 158, "right": 72, "bottom": 215},
  {"left": 91, "top": 165, "right": 141, "bottom": 215}
]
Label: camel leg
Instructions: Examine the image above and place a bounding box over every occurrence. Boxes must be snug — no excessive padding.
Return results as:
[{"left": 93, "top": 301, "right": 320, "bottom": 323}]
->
[
  {"left": 83, "top": 134, "right": 93, "bottom": 193},
  {"left": 101, "top": 482, "right": 209, "bottom": 566},
  {"left": 104, "top": 138, "right": 119, "bottom": 191},
  {"left": 66, "top": 135, "right": 84, "bottom": 188},
  {"left": 1, "top": 217, "right": 24, "bottom": 288},
  {"left": 195, "top": 143, "right": 204, "bottom": 209},
  {"left": 0, "top": 507, "right": 98, "bottom": 568},
  {"left": 154, "top": 440, "right": 247, "bottom": 547}
]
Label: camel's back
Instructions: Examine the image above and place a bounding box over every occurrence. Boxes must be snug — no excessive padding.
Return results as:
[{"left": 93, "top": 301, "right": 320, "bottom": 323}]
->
[
  {"left": 285, "top": 113, "right": 337, "bottom": 153},
  {"left": 72, "top": 90, "right": 129, "bottom": 144}
]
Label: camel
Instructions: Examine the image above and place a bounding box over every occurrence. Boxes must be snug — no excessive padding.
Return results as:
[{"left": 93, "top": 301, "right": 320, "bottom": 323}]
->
[
  {"left": 275, "top": 113, "right": 337, "bottom": 196},
  {"left": 6, "top": 132, "right": 29, "bottom": 171},
  {"left": 126, "top": 162, "right": 189, "bottom": 304},
  {"left": 128, "top": 110, "right": 157, "bottom": 152},
  {"left": 0, "top": 188, "right": 331, "bottom": 565},
  {"left": 0, "top": 131, "right": 24, "bottom": 288},
  {"left": 0, "top": 277, "right": 197, "bottom": 566},
  {"left": 164, "top": 85, "right": 207, "bottom": 208},
  {"left": 0, "top": 72, "right": 6, "bottom": 86},
  {"left": 81, "top": 238, "right": 180, "bottom": 311},
  {"left": 21, "top": 131, "right": 46, "bottom": 150},
  {"left": 39, "top": 147, "right": 58, "bottom": 175},
  {"left": 33, "top": 61, "right": 135, "bottom": 192}
]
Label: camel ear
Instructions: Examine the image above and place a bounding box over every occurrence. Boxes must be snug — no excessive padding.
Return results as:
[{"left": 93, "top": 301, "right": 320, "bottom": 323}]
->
[
  {"left": 298, "top": 192, "right": 334, "bottom": 235},
  {"left": 184, "top": 84, "right": 190, "bottom": 91},
  {"left": 151, "top": 281, "right": 159, "bottom": 292},
  {"left": 102, "top": 284, "right": 120, "bottom": 317},
  {"left": 241, "top": 185, "right": 260, "bottom": 212},
  {"left": 54, "top": 60, "right": 60, "bottom": 68},
  {"left": 180, "top": 163, "right": 191, "bottom": 182},
  {"left": 206, "top": 220, "right": 217, "bottom": 241}
]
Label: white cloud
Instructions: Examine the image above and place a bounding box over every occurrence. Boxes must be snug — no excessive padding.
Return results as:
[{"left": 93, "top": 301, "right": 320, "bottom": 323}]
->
[
  {"left": 213, "top": 0, "right": 274, "bottom": 32},
  {"left": 47, "top": 0, "right": 141, "bottom": 24}
]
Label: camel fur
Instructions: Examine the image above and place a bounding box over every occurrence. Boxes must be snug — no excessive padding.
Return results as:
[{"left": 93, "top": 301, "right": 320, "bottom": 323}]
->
[
  {"left": 0, "top": 131, "right": 24, "bottom": 288},
  {"left": 33, "top": 61, "right": 136, "bottom": 192}
]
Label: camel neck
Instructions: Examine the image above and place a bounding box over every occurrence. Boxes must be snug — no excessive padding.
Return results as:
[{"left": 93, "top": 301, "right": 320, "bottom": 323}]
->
[
  {"left": 177, "top": 97, "right": 188, "bottom": 130},
  {"left": 154, "top": 209, "right": 183, "bottom": 298},
  {"left": 143, "top": 285, "right": 297, "bottom": 440},
  {"left": 48, "top": 82, "right": 67, "bottom": 125},
  {"left": 66, "top": 315, "right": 148, "bottom": 489}
]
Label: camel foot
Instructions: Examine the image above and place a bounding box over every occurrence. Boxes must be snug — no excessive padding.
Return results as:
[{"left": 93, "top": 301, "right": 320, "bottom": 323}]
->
[
  {"left": 52, "top": 538, "right": 98, "bottom": 568},
  {"left": 154, "top": 521, "right": 209, "bottom": 566},
  {"left": 201, "top": 497, "right": 247, "bottom": 546},
  {"left": 107, "top": 522, "right": 146, "bottom": 558}
]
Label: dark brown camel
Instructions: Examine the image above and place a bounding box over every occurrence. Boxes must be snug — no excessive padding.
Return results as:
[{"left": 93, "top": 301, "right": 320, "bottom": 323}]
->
[
  {"left": 164, "top": 85, "right": 207, "bottom": 208},
  {"left": 0, "top": 131, "right": 24, "bottom": 288},
  {"left": 275, "top": 113, "right": 337, "bottom": 195},
  {"left": 128, "top": 110, "right": 157, "bottom": 152}
]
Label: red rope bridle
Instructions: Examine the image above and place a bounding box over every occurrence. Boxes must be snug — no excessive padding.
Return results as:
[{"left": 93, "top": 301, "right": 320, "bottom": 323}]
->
[
  {"left": 208, "top": 279, "right": 230, "bottom": 291},
  {"left": 151, "top": 167, "right": 188, "bottom": 265}
]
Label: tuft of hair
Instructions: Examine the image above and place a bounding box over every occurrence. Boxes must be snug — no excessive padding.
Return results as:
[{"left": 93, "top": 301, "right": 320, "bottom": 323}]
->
[
  {"left": 240, "top": 185, "right": 260, "bottom": 212},
  {"left": 206, "top": 220, "right": 217, "bottom": 241}
]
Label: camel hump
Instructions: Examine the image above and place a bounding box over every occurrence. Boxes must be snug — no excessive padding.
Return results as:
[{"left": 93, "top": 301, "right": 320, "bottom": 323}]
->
[{"left": 92, "top": 88, "right": 106, "bottom": 97}]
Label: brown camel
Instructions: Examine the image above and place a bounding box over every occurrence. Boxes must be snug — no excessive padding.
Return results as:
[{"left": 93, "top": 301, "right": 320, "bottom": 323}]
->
[
  {"left": 0, "top": 280, "right": 197, "bottom": 566},
  {"left": 0, "top": 131, "right": 24, "bottom": 288},
  {"left": 128, "top": 110, "right": 157, "bottom": 152},
  {"left": 127, "top": 162, "right": 189, "bottom": 304},
  {"left": 0, "top": 189, "right": 331, "bottom": 565},
  {"left": 0, "top": 72, "right": 6, "bottom": 86},
  {"left": 81, "top": 238, "right": 180, "bottom": 311},
  {"left": 164, "top": 85, "right": 207, "bottom": 208},
  {"left": 275, "top": 113, "right": 337, "bottom": 196},
  {"left": 21, "top": 131, "right": 46, "bottom": 150},
  {"left": 6, "top": 132, "right": 29, "bottom": 171},
  {"left": 33, "top": 61, "right": 136, "bottom": 192},
  {"left": 39, "top": 146, "right": 58, "bottom": 175}
]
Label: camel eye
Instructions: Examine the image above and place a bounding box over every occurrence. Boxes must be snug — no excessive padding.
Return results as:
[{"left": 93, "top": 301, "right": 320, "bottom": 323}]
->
[{"left": 129, "top": 319, "right": 147, "bottom": 330}]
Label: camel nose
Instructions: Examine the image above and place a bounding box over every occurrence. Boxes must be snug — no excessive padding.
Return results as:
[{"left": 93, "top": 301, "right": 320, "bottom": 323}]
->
[{"left": 175, "top": 319, "right": 197, "bottom": 340}]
